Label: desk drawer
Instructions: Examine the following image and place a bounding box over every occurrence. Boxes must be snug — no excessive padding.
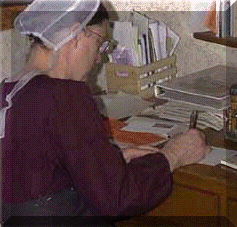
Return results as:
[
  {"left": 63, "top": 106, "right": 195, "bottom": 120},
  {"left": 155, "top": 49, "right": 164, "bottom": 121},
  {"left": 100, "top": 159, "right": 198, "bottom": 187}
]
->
[{"left": 148, "top": 184, "right": 219, "bottom": 216}]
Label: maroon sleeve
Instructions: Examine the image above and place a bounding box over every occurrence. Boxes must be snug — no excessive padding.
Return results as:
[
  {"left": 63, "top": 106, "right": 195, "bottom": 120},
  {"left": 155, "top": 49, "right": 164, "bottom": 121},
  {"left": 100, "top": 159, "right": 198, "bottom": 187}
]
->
[{"left": 50, "top": 80, "right": 173, "bottom": 216}]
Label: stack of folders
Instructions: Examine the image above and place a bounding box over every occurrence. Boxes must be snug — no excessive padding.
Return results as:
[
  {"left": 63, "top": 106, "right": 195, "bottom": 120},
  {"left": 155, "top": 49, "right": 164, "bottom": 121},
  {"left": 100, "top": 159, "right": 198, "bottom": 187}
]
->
[
  {"left": 156, "top": 65, "right": 237, "bottom": 110},
  {"left": 108, "top": 11, "right": 180, "bottom": 67},
  {"left": 147, "top": 65, "right": 237, "bottom": 131}
]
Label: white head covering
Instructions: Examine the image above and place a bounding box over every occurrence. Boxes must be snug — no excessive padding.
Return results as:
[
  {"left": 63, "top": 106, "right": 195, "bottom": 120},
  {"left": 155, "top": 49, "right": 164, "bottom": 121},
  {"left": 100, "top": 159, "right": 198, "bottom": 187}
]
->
[{"left": 14, "top": 0, "right": 101, "bottom": 51}]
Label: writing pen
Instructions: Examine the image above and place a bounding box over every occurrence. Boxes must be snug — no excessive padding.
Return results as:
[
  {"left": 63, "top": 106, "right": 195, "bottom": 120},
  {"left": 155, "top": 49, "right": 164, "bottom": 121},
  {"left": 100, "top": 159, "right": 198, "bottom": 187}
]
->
[{"left": 189, "top": 110, "right": 198, "bottom": 129}]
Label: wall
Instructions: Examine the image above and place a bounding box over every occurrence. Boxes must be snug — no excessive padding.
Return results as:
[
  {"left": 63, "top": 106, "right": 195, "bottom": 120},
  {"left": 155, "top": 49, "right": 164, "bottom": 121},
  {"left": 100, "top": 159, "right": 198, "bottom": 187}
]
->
[
  {"left": 0, "top": 1, "right": 236, "bottom": 84},
  {"left": 0, "top": 29, "right": 29, "bottom": 81}
]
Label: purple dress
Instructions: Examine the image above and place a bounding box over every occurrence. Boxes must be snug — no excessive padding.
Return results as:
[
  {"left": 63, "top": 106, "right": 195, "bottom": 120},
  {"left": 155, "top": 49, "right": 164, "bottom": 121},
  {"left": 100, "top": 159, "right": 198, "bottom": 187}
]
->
[{"left": 1, "top": 75, "right": 172, "bottom": 216}]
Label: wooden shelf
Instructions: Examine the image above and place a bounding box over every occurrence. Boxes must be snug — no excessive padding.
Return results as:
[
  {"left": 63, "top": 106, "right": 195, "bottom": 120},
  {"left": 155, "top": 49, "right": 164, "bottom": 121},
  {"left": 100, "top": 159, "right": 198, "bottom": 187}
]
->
[{"left": 193, "top": 31, "right": 237, "bottom": 48}]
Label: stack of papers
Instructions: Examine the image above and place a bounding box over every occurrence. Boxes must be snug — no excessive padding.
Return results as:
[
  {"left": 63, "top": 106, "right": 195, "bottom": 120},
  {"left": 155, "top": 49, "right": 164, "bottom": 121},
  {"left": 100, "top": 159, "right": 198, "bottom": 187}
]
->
[{"left": 140, "top": 100, "right": 224, "bottom": 131}]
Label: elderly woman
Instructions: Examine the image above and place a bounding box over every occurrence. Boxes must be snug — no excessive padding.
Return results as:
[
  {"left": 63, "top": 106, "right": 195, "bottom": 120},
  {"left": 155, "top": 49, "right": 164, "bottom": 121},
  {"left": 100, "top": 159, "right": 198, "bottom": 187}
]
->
[{"left": 1, "top": 0, "right": 210, "bottom": 225}]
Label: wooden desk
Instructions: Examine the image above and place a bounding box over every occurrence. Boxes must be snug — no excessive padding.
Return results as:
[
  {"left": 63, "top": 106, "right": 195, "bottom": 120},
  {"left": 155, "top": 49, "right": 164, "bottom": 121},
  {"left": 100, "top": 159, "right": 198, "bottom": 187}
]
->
[
  {"left": 117, "top": 129, "right": 237, "bottom": 227},
  {"left": 148, "top": 165, "right": 237, "bottom": 224}
]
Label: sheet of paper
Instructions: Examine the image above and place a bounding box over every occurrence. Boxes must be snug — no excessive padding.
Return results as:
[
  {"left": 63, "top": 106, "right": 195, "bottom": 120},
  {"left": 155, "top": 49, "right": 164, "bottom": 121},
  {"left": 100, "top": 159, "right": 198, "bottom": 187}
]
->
[
  {"left": 157, "top": 21, "right": 168, "bottom": 59},
  {"left": 149, "top": 22, "right": 161, "bottom": 61},
  {"left": 121, "top": 116, "right": 181, "bottom": 138},
  {"left": 132, "top": 25, "right": 143, "bottom": 66},
  {"left": 166, "top": 25, "right": 181, "bottom": 56},
  {"left": 132, "top": 11, "right": 150, "bottom": 64},
  {"left": 199, "top": 146, "right": 237, "bottom": 166}
]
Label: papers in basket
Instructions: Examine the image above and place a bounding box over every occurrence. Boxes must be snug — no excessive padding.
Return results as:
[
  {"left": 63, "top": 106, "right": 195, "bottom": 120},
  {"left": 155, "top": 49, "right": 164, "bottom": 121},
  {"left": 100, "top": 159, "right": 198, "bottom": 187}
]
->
[{"left": 108, "top": 12, "right": 180, "bottom": 66}]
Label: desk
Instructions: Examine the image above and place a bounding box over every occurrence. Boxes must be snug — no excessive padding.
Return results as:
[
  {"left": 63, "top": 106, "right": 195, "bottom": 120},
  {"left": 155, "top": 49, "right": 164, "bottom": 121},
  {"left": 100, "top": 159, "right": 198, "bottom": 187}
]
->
[{"left": 117, "top": 129, "right": 237, "bottom": 227}]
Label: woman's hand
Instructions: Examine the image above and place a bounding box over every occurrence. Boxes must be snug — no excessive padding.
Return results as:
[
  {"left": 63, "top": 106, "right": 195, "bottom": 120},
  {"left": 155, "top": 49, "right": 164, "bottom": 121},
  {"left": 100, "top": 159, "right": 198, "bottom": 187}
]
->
[
  {"left": 121, "top": 129, "right": 211, "bottom": 171},
  {"left": 160, "top": 129, "right": 211, "bottom": 171}
]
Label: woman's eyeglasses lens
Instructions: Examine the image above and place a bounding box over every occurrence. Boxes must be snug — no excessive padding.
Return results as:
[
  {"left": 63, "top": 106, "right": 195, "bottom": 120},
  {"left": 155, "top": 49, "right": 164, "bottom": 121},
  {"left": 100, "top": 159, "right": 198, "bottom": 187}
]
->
[{"left": 84, "top": 28, "right": 118, "bottom": 55}]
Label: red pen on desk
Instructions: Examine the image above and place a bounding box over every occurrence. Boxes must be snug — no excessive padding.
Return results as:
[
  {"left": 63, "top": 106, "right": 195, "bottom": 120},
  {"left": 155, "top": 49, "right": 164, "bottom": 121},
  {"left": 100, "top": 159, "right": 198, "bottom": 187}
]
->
[{"left": 189, "top": 110, "right": 198, "bottom": 129}]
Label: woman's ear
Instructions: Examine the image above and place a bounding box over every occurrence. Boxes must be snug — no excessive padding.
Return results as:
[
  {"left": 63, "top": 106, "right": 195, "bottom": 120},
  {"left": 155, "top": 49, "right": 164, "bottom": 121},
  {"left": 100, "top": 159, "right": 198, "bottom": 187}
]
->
[{"left": 69, "top": 23, "right": 85, "bottom": 49}]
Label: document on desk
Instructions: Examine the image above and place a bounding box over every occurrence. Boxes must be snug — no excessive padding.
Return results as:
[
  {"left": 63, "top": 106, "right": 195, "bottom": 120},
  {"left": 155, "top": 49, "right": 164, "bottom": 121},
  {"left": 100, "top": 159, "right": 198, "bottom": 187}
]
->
[
  {"left": 121, "top": 116, "right": 181, "bottom": 138},
  {"left": 199, "top": 147, "right": 237, "bottom": 166}
]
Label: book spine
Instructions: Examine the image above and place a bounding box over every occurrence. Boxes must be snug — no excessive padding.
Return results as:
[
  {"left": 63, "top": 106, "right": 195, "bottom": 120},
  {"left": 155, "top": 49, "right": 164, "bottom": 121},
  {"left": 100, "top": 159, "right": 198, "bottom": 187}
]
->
[
  {"left": 230, "top": 0, "right": 234, "bottom": 37},
  {"left": 230, "top": 0, "right": 237, "bottom": 37},
  {"left": 216, "top": 0, "right": 222, "bottom": 37},
  {"left": 222, "top": 0, "right": 231, "bottom": 37}
]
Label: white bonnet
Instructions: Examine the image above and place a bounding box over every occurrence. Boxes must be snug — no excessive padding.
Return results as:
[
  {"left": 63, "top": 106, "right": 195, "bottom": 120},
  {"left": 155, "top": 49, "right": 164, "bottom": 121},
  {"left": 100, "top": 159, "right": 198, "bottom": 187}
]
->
[{"left": 14, "top": 0, "right": 101, "bottom": 51}]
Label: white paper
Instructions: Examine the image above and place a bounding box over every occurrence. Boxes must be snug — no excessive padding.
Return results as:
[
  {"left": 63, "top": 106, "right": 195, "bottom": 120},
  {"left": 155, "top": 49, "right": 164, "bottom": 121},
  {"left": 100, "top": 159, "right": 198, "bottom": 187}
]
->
[
  {"left": 121, "top": 116, "right": 181, "bottom": 138},
  {"left": 158, "top": 21, "right": 168, "bottom": 59},
  {"left": 132, "top": 11, "right": 150, "bottom": 64},
  {"left": 132, "top": 25, "right": 143, "bottom": 66},
  {"left": 112, "top": 22, "right": 133, "bottom": 49},
  {"left": 199, "top": 147, "right": 237, "bottom": 166},
  {"left": 166, "top": 25, "right": 181, "bottom": 56},
  {"left": 149, "top": 22, "right": 160, "bottom": 61}
]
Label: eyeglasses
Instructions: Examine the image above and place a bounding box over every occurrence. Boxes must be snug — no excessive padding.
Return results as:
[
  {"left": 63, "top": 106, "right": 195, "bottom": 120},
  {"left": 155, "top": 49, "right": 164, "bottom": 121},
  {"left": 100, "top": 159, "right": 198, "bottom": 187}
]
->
[{"left": 83, "top": 28, "right": 118, "bottom": 54}]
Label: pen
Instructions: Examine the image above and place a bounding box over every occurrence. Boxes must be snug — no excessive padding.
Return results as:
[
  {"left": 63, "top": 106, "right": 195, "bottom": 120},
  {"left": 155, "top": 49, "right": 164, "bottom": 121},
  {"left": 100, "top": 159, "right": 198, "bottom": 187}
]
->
[{"left": 189, "top": 110, "right": 198, "bottom": 129}]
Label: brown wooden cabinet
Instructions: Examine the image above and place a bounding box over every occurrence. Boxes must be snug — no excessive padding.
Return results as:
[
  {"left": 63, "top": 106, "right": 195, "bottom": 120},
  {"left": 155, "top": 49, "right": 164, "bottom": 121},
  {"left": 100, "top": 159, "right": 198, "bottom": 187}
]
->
[
  {"left": 149, "top": 180, "right": 220, "bottom": 217},
  {"left": 228, "top": 199, "right": 237, "bottom": 225},
  {"left": 148, "top": 164, "right": 237, "bottom": 226}
]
